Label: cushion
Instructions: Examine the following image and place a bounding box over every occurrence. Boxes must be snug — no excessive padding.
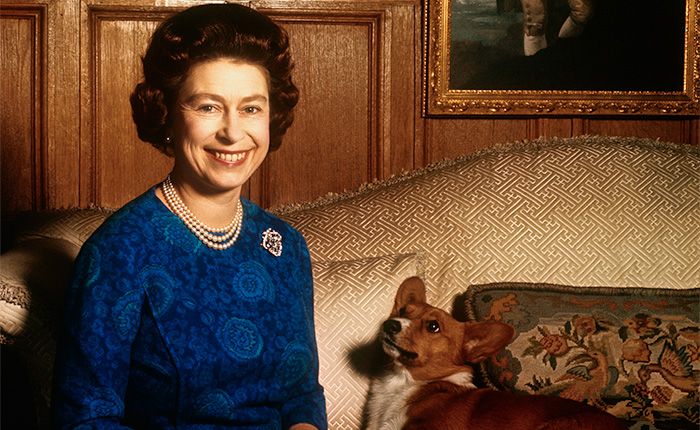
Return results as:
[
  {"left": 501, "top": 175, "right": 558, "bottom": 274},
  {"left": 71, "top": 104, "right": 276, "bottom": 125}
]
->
[
  {"left": 464, "top": 282, "right": 700, "bottom": 430},
  {"left": 312, "top": 252, "right": 425, "bottom": 429},
  {"left": 278, "top": 136, "right": 700, "bottom": 295}
]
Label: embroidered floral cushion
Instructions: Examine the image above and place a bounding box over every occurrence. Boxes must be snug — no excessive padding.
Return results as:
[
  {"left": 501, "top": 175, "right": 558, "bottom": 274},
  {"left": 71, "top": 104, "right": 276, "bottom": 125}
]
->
[{"left": 464, "top": 282, "right": 699, "bottom": 430}]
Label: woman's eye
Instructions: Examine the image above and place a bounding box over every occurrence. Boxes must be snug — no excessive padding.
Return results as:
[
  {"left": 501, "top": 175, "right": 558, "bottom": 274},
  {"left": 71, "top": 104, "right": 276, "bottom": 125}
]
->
[
  {"left": 242, "top": 106, "right": 261, "bottom": 115},
  {"left": 197, "top": 104, "right": 218, "bottom": 113},
  {"left": 427, "top": 320, "right": 440, "bottom": 333}
]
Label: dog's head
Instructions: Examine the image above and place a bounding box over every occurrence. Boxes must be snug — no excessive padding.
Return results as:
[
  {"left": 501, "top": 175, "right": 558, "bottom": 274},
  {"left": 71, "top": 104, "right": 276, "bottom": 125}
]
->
[{"left": 381, "top": 277, "right": 514, "bottom": 381}]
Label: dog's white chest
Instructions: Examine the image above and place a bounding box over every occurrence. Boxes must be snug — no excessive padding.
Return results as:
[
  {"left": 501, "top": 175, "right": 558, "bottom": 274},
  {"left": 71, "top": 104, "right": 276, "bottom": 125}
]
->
[{"left": 366, "top": 369, "right": 419, "bottom": 430}]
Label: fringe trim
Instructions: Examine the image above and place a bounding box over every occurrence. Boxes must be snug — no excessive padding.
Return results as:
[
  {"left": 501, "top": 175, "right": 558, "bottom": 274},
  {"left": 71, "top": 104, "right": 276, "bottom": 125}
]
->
[
  {"left": 272, "top": 135, "right": 697, "bottom": 215},
  {"left": 0, "top": 280, "right": 31, "bottom": 308}
]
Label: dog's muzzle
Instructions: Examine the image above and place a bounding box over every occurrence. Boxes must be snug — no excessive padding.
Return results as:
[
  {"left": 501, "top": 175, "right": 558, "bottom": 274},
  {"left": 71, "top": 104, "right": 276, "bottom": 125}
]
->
[{"left": 381, "top": 319, "right": 418, "bottom": 360}]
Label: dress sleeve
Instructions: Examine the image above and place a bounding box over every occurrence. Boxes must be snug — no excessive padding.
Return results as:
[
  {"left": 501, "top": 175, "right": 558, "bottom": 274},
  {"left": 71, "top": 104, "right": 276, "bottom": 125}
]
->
[
  {"left": 280, "top": 232, "right": 328, "bottom": 430},
  {"left": 52, "top": 235, "right": 143, "bottom": 430}
]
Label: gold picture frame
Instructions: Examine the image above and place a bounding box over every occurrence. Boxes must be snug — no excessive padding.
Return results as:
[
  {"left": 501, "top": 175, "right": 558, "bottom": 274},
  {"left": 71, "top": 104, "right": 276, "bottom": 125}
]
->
[{"left": 423, "top": 0, "right": 700, "bottom": 116}]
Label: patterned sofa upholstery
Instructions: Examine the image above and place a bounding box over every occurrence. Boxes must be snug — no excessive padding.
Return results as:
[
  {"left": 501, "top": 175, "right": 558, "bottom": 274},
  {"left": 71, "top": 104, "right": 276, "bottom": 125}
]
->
[{"left": 2, "top": 136, "right": 698, "bottom": 429}]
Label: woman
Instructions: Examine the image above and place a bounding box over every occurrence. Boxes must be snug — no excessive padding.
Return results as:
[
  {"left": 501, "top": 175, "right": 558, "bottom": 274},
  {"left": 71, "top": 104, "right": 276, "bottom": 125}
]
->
[{"left": 52, "top": 4, "right": 327, "bottom": 429}]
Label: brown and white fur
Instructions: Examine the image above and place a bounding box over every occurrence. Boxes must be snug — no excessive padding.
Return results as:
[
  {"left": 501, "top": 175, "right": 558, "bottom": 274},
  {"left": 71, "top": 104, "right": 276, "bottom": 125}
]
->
[{"left": 365, "top": 277, "right": 628, "bottom": 430}]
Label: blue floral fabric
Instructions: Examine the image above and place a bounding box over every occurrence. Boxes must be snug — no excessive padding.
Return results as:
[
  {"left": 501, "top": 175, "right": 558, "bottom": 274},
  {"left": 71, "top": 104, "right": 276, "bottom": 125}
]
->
[{"left": 52, "top": 188, "right": 327, "bottom": 429}]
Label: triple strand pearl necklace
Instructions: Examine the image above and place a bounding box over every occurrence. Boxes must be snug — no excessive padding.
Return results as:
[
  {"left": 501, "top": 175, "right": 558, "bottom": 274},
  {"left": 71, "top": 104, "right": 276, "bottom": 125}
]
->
[{"left": 161, "top": 175, "right": 243, "bottom": 250}]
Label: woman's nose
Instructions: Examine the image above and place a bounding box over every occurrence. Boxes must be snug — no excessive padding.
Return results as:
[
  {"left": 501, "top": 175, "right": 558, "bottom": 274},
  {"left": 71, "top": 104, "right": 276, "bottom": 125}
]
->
[{"left": 219, "top": 112, "right": 245, "bottom": 144}]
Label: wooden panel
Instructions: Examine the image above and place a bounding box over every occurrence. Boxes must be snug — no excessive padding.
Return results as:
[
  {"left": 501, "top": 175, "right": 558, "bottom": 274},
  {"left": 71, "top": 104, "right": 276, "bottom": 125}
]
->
[
  {"left": 585, "top": 118, "right": 696, "bottom": 144},
  {"left": 0, "top": 6, "right": 45, "bottom": 212},
  {"left": 251, "top": 1, "right": 420, "bottom": 208},
  {"left": 424, "top": 118, "right": 529, "bottom": 163},
  {"left": 83, "top": 7, "right": 173, "bottom": 208},
  {"left": 389, "top": 2, "right": 422, "bottom": 173},
  {"left": 254, "top": 15, "right": 376, "bottom": 208},
  {"left": 531, "top": 118, "right": 574, "bottom": 139},
  {"left": 423, "top": 116, "right": 698, "bottom": 166},
  {"left": 688, "top": 118, "right": 700, "bottom": 145}
]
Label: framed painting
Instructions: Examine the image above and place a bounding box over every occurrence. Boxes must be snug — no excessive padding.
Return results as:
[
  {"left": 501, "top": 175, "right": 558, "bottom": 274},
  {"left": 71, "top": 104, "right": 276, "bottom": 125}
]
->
[{"left": 423, "top": 0, "right": 700, "bottom": 116}]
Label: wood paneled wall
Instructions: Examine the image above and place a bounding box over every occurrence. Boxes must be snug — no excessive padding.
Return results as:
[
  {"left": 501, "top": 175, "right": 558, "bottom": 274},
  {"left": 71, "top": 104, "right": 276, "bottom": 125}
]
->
[
  {"left": 1, "top": 0, "right": 697, "bottom": 214},
  {"left": 1, "top": 5, "right": 46, "bottom": 213}
]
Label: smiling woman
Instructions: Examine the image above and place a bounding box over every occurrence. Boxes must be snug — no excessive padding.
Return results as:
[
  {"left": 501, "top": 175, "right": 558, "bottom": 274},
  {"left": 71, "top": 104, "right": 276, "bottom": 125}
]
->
[{"left": 51, "top": 4, "right": 327, "bottom": 429}]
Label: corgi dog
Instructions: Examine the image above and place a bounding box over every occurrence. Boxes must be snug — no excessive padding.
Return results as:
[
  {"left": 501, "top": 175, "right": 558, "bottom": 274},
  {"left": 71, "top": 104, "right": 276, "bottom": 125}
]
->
[{"left": 365, "top": 277, "right": 628, "bottom": 430}]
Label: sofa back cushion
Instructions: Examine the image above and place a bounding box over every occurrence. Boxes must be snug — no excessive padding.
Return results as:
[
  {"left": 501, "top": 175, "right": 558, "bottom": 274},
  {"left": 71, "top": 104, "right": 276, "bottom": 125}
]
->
[{"left": 278, "top": 136, "right": 700, "bottom": 308}]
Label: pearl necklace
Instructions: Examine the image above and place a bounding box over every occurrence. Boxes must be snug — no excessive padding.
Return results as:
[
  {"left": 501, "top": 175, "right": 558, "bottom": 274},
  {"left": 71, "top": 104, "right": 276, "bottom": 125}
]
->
[{"left": 161, "top": 175, "right": 243, "bottom": 250}]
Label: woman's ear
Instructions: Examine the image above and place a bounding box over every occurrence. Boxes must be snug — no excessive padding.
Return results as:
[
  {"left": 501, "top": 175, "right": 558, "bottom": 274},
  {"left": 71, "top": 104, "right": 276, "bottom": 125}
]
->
[
  {"left": 390, "top": 277, "right": 427, "bottom": 317},
  {"left": 461, "top": 321, "right": 514, "bottom": 363}
]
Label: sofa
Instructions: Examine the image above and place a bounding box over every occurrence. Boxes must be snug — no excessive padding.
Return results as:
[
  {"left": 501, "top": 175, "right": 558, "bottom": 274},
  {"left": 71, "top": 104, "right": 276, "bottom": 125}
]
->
[{"left": 2, "top": 135, "right": 698, "bottom": 430}]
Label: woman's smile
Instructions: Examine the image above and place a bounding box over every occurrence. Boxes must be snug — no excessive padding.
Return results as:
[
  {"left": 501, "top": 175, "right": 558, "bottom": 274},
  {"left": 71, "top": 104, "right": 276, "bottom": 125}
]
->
[{"left": 208, "top": 149, "right": 248, "bottom": 165}]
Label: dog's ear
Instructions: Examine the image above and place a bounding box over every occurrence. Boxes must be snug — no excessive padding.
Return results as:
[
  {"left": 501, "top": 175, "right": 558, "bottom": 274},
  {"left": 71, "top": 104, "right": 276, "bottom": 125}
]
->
[
  {"left": 390, "top": 277, "right": 427, "bottom": 316},
  {"left": 461, "top": 321, "right": 514, "bottom": 363}
]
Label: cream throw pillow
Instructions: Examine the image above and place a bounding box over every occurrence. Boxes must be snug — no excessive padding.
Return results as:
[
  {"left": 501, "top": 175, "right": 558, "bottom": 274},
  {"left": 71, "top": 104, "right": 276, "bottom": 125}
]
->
[{"left": 312, "top": 252, "right": 424, "bottom": 430}]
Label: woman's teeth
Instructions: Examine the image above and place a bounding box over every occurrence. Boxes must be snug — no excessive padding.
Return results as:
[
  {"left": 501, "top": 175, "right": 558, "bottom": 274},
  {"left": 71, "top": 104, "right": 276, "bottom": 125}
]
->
[{"left": 213, "top": 151, "right": 245, "bottom": 162}]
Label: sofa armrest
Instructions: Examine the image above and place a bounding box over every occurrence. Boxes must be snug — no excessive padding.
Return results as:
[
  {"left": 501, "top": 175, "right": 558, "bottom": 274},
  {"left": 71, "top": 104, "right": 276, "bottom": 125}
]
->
[
  {"left": 0, "top": 237, "right": 80, "bottom": 429},
  {"left": 1, "top": 237, "right": 79, "bottom": 336}
]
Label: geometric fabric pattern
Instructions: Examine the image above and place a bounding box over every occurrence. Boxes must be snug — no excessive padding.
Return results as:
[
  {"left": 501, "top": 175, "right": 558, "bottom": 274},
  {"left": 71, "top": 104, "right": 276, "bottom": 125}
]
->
[
  {"left": 8, "top": 208, "right": 113, "bottom": 248},
  {"left": 312, "top": 252, "right": 425, "bottom": 429},
  {"left": 279, "top": 136, "right": 700, "bottom": 302}
]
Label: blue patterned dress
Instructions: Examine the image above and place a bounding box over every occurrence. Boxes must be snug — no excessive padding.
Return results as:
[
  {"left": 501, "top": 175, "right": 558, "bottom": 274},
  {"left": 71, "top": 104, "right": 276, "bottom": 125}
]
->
[{"left": 52, "top": 187, "right": 327, "bottom": 429}]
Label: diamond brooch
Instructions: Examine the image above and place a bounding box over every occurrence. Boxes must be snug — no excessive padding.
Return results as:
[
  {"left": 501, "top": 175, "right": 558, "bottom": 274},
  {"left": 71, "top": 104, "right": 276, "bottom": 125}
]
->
[{"left": 261, "top": 228, "right": 283, "bottom": 257}]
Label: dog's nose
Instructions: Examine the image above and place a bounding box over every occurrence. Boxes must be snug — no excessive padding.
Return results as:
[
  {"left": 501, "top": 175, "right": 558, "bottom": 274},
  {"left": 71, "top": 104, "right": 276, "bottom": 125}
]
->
[{"left": 383, "top": 319, "right": 402, "bottom": 336}]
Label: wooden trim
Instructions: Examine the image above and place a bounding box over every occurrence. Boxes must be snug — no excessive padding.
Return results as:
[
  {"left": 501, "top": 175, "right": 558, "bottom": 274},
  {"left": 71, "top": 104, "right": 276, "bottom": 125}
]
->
[{"left": 0, "top": 4, "right": 47, "bottom": 211}]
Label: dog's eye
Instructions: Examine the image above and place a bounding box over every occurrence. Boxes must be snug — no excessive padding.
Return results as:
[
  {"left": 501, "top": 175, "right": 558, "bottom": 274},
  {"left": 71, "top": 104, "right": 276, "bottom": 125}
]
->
[{"left": 426, "top": 320, "right": 440, "bottom": 333}]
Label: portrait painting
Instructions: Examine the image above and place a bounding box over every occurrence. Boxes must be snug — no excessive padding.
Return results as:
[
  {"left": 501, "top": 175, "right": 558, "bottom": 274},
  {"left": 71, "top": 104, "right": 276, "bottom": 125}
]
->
[{"left": 424, "top": 0, "right": 700, "bottom": 115}]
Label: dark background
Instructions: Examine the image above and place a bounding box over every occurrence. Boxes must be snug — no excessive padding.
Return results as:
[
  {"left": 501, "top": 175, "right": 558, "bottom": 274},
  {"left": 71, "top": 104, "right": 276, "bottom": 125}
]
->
[{"left": 450, "top": 0, "right": 687, "bottom": 91}]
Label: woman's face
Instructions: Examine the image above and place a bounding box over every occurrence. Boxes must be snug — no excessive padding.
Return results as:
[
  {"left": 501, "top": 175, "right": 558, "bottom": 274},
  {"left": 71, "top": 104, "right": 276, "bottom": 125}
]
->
[{"left": 170, "top": 59, "right": 270, "bottom": 198}]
